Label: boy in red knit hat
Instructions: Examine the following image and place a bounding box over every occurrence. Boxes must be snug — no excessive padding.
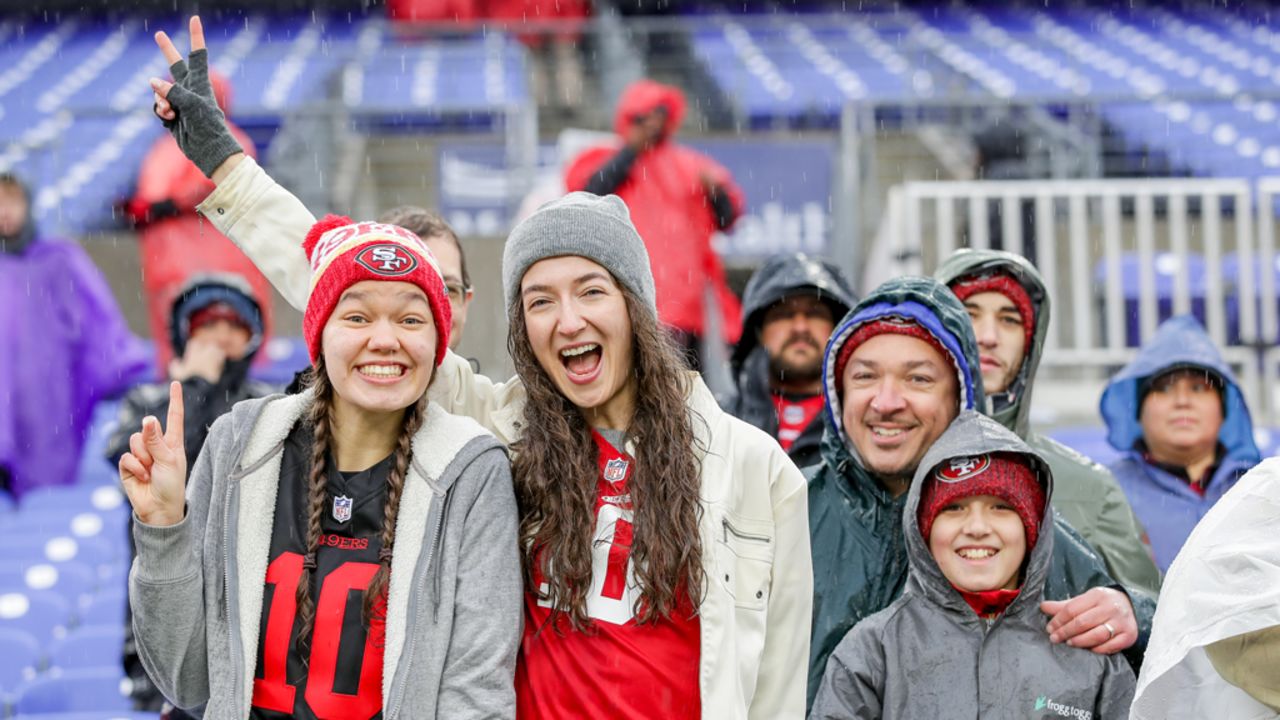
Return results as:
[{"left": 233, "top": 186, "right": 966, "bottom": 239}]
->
[{"left": 812, "top": 411, "right": 1136, "bottom": 719}]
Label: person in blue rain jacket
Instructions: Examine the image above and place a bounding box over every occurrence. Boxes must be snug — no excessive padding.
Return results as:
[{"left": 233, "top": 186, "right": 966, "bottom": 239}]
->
[{"left": 1099, "top": 315, "right": 1261, "bottom": 573}]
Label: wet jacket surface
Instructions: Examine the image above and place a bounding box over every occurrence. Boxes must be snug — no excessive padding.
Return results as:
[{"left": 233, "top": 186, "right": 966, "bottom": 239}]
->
[
  {"left": 936, "top": 249, "right": 1162, "bottom": 595},
  {"left": 811, "top": 411, "right": 1136, "bottom": 720},
  {"left": 564, "top": 80, "right": 745, "bottom": 341},
  {"left": 728, "top": 255, "right": 856, "bottom": 470},
  {"left": 0, "top": 190, "right": 150, "bottom": 495},
  {"left": 806, "top": 277, "right": 1150, "bottom": 709},
  {"left": 1100, "top": 315, "right": 1260, "bottom": 573}
]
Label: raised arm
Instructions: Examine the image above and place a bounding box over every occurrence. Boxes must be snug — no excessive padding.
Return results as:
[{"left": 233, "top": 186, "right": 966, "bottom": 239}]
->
[{"left": 149, "top": 16, "right": 312, "bottom": 310}]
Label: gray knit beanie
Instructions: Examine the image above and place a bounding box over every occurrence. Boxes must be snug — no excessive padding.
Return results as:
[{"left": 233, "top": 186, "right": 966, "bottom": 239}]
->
[{"left": 502, "top": 192, "right": 657, "bottom": 317}]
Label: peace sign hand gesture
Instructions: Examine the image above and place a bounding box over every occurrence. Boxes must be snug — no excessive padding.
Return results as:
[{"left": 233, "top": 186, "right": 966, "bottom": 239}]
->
[
  {"left": 119, "top": 381, "right": 189, "bottom": 527},
  {"left": 149, "top": 16, "right": 244, "bottom": 179}
]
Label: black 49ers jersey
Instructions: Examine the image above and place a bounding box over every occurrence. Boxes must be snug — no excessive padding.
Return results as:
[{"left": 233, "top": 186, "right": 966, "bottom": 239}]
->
[{"left": 251, "top": 422, "right": 392, "bottom": 720}]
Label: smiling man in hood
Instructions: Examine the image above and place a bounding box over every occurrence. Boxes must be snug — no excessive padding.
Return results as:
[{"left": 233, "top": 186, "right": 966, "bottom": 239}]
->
[
  {"left": 812, "top": 412, "right": 1136, "bottom": 719},
  {"left": 1100, "top": 314, "right": 1260, "bottom": 573},
  {"left": 936, "top": 249, "right": 1161, "bottom": 595},
  {"left": 728, "top": 254, "right": 856, "bottom": 469},
  {"left": 805, "top": 276, "right": 1155, "bottom": 709}
]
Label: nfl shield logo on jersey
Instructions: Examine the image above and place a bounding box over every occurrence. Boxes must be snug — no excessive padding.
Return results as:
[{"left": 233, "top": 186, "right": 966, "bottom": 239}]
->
[
  {"left": 332, "top": 495, "right": 353, "bottom": 523},
  {"left": 604, "top": 458, "right": 629, "bottom": 483}
]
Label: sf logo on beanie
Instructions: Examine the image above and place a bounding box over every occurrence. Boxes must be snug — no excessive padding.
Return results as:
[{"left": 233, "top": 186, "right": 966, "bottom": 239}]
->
[
  {"left": 357, "top": 244, "right": 419, "bottom": 276},
  {"left": 937, "top": 455, "right": 991, "bottom": 483}
]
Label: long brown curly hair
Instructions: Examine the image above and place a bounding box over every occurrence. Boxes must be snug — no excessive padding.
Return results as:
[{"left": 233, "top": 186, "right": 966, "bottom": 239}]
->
[
  {"left": 509, "top": 286, "right": 706, "bottom": 631},
  {"left": 293, "top": 357, "right": 426, "bottom": 657}
]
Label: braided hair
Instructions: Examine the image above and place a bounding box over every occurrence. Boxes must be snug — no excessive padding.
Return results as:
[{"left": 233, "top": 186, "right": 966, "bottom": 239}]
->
[{"left": 293, "top": 357, "right": 426, "bottom": 657}]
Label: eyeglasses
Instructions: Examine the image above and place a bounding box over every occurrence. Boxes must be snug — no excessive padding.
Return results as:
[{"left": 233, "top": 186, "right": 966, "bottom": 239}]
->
[{"left": 445, "top": 282, "right": 470, "bottom": 305}]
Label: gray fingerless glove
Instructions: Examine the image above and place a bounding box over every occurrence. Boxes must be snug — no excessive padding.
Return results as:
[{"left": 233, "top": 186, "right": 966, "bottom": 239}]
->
[{"left": 158, "top": 48, "right": 243, "bottom": 178}]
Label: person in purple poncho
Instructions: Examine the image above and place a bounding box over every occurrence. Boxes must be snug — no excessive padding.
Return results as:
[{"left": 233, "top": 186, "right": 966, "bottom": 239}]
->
[{"left": 0, "top": 173, "right": 150, "bottom": 498}]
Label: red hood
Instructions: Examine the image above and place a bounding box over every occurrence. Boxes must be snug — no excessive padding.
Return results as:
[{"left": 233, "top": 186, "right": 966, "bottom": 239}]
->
[{"left": 613, "top": 79, "right": 686, "bottom": 140}]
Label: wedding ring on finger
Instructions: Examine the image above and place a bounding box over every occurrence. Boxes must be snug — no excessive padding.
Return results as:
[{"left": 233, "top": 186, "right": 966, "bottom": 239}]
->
[{"left": 1103, "top": 621, "right": 1116, "bottom": 641}]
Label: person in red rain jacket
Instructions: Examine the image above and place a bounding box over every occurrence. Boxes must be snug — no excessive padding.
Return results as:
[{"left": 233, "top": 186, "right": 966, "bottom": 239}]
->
[
  {"left": 565, "top": 79, "right": 745, "bottom": 369},
  {"left": 127, "top": 70, "right": 273, "bottom": 371}
]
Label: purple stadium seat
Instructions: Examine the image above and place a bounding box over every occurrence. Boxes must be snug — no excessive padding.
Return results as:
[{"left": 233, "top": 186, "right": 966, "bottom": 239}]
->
[
  {"left": 48, "top": 626, "right": 125, "bottom": 671},
  {"left": 13, "top": 668, "right": 133, "bottom": 714},
  {"left": 0, "top": 627, "right": 41, "bottom": 693},
  {"left": 0, "top": 590, "right": 71, "bottom": 643}
]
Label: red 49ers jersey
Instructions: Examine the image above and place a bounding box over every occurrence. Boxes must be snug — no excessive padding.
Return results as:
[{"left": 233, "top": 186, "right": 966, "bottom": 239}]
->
[
  {"left": 515, "top": 431, "right": 701, "bottom": 719},
  {"left": 251, "top": 424, "right": 390, "bottom": 720}
]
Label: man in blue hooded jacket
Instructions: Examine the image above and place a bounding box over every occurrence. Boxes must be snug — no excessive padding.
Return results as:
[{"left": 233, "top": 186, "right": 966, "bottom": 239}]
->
[{"left": 1100, "top": 314, "right": 1260, "bottom": 573}]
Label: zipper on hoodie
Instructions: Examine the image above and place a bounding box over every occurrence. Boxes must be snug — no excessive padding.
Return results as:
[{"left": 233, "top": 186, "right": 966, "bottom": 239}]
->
[
  {"left": 223, "top": 468, "right": 243, "bottom": 716},
  {"left": 386, "top": 486, "right": 451, "bottom": 720},
  {"left": 722, "top": 517, "right": 770, "bottom": 544}
]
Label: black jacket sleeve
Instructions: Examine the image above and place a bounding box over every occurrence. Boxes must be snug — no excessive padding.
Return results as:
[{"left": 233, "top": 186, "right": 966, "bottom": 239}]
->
[{"left": 582, "top": 147, "right": 639, "bottom": 195}]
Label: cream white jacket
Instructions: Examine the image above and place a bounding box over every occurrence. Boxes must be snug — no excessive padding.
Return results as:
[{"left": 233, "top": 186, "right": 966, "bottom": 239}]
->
[{"left": 198, "top": 156, "right": 814, "bottom": 719}]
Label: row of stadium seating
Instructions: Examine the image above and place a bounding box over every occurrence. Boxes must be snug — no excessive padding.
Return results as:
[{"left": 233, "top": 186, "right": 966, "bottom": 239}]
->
[
  {"left": 0, "top": 12, "right": 529, "bottom": 235},
  {"left": 687, "top": 4, "right": 1280, "bottom": 180},
  {"left": 0, "top": 473, "right": 142, "bottom": 716}
]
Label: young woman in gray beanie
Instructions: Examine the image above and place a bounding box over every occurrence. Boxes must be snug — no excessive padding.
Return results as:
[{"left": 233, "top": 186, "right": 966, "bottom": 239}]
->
[{"left": 150, "top": 19, "right": 812, "bottom": 718}]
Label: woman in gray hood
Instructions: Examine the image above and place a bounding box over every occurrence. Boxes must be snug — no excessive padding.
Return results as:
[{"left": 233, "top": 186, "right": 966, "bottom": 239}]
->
[
  {"left": 812, "top": 411, "right": 1136, "bottom": 719},
  {"left": 118, "top": 215, "right": 521, "bottom": 719}
]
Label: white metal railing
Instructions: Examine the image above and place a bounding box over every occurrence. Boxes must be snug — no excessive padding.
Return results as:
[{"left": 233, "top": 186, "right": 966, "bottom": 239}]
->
[{"left": 874, "top": 176, "right": 1279, "bottom": 420}]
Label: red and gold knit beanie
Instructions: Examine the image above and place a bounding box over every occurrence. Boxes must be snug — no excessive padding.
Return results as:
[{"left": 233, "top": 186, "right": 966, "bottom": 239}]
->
[
  {"left": 301, "top": 214, "right": 452, "bottom": 367},
  {"left": 918, "top": 452, "right": 1046, "bottom": 549},
  {"left": 949, "top": 271, "right": 1035, "bottom": 350}
]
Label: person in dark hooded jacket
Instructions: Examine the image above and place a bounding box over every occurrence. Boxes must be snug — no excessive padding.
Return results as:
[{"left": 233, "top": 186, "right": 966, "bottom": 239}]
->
[
  {"left": 1100, "top": 314, "right": 1260, "bottom": 573},
  {"left": 729, "top": 254, "right": 856, "bottom": 469},
  {"left": 106, "top": 273, "right": 274, "bottom": 471},
  {"left": 812, "top": 411, "right": 1136, "bottom": 719},
  {"left": 936, "top": 249, "right": 1161, "bottom": 596},
  {"left": 805, "top": 276, "right": 1155, "bottom": 709},
  {"left": 565, "top": 78, "right": 746, "bottom": 366}
]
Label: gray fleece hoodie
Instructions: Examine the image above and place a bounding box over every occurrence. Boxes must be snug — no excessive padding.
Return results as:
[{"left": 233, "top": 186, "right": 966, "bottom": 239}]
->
[
  {"left": 129, "top": 388, "right": 522, "bottom": 719},
  {"left": 811, "top": 411, "right": 1136, "bottom": 720}
]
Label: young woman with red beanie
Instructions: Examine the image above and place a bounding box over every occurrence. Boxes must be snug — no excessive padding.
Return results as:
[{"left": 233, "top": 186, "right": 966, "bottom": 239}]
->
[
  {"left": 119, "top": 217, "right": 521, "bottom": 719},
  {"left": 146, "top": 18, "right": 812, "bottom": 718}
]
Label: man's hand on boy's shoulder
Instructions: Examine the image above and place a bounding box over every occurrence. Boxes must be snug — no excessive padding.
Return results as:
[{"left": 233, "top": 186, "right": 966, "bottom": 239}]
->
[{"left": 1041, "top": 587, "right": 1137, "bottom": 654}]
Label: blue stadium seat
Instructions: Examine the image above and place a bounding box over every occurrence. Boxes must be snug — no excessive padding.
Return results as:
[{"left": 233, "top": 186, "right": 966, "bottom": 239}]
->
[
  {"left": 48, "top": 626, "right": 125, "bottom": 672},
  {"left": 1092, "top": 253, "right": 1209, "bottom": 347},
  {"left": 13, "top": 668, "right": 133, "bottom": 714},
  {"left": 12, "top": 707, "right": 160, "bottom": 712},
  {"left": 0, "top": 628, "right": 42, "bottom": 693},
  {"left": 20, "top": 486, "right": 127, "bottom": 516},
  {"left": 0, "top": 536, "right": 120, "bottom": 572},
  {"left": 0, "top": 562, "right": 95, "bottom": 608},
  {"left": 0, "top": 590, "right": 71, "bottom": 643},
  {"left": 77, "top": 591, "right": 128, "bottom": 628}
]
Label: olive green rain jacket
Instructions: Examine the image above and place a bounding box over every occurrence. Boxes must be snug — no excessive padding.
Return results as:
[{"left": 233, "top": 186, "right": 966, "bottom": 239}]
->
[{"left": 935, "top": 249, "right": 1163, "bottom": 597}]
